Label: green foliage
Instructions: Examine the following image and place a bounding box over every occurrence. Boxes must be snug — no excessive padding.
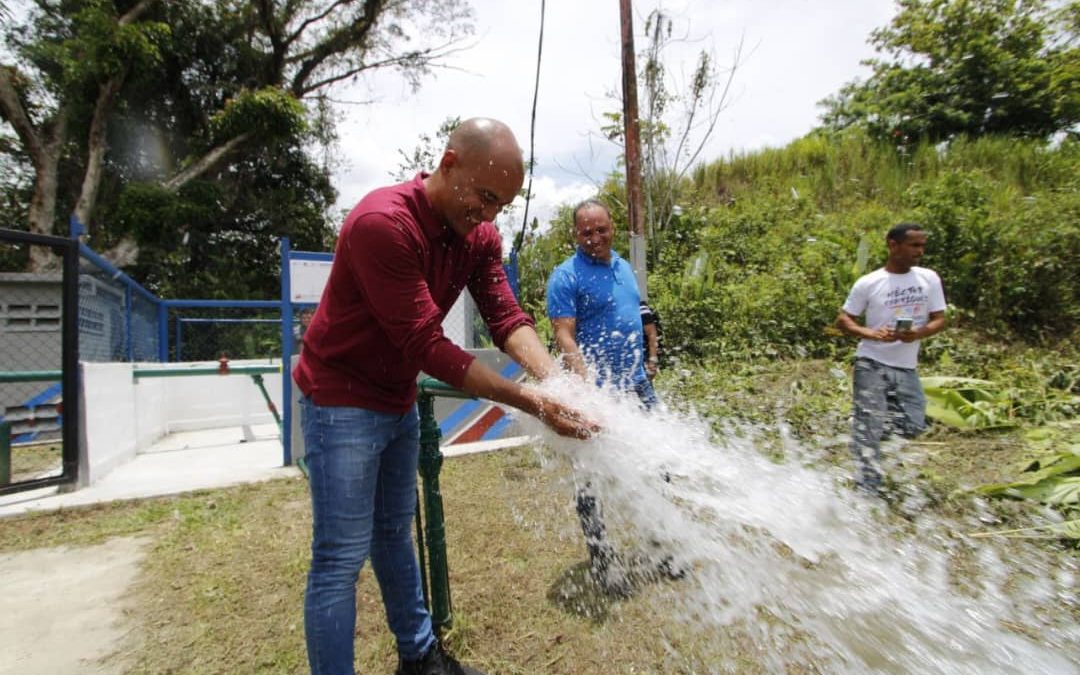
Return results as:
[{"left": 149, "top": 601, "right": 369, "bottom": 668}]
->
[
  {"left": 969, "top": 423, "right": 1080, "bottom": 533},
  {"left": 820, "top": 0, "right": 1080, "bottom": 142},
  {"left": 104, "top": 135, "right": 336, "bottom": 300},
  {"left": 975, "top": 447, "right": 1080, "bottom": 504},
  {"left": 921, "top": 376, "right": 1017, "bottom": 429},
  {"left": 647, "top": 133, "right": 1080, "bottom": 357},
  {"left": 516, "top": 205, "right": 577, "bottom": 343},
  {"left": 520, "top": 130, "right": 1078, "bottom": 363},
  {"left": 393, "top": 116, "right": 461, "bottom": 181},
  {"left": 2, "top": 0, "right": 473, "bottom": 298},
  {"left": 902, "top": 153, "right": 1080, "bottom": 337},
  {"left": 17, "top": 0, "right": 169, "bottom": 99},
  {"left": 206, "top": 87, "right": 307, "bottom": 147},
  {"left": 920, "top": 328, "right": 1080, "bottom": 424}
]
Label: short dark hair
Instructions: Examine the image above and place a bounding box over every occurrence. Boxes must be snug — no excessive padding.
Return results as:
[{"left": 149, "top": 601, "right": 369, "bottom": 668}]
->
[
  {"left": 886, "top": 222, "right": 924, "bottom": 243},
  {"left": 572, "top": 198, "right": 610, "bottom": 227}
]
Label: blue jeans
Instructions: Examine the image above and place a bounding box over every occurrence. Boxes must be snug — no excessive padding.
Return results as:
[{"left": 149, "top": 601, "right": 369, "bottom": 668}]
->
[
  {"left": 849, "top": 357, "right": 927, "bottom": 490},
  {"left": 300, "top": 397, "right": 433, "bottom": 675}
]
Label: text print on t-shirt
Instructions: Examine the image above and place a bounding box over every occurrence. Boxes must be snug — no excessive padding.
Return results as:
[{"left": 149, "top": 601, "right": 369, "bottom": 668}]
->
[{"left": 885, "top": 284, "right": 926, "bottom": 319}]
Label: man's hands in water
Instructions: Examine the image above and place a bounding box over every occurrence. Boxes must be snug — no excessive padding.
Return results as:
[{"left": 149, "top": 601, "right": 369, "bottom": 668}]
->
[{"left": 531, "top": 391, "right": 600, "bottom": 439}]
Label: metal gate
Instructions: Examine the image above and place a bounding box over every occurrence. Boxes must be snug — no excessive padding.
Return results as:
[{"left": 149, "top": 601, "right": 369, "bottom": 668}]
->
[{"left": 0, "top": 228, "right": 80, "bottom": 495}]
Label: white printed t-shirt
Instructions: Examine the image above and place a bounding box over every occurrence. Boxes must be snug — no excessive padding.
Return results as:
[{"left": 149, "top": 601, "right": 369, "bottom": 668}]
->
[{"left": 842, "top": 266, "right": 946, "bottom": 369}]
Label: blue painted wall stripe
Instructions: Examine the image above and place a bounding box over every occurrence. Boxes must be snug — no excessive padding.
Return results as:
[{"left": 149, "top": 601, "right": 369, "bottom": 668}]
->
[
  {"left": 437, "top": 360, "right": 521, "bottom": 436},
  {"left": 479, "top": 413, "right": 514, "bottom": 442}
]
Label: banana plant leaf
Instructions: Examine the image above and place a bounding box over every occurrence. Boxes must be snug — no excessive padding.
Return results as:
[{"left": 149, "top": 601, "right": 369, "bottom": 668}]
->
[
  {"left": 975, "top": 476, "right": 1080, "bottom": 505},
  {"left": 1021, "top": 450, "right": 1080, "bottom": 476},
  {"left": 969, "top": 519, "right": 1080, "bottom": 539},
  {"left": 921, "top": 376, "right": 1015, "bottom": 429},
  {"left": 1051, "top": 519, "right": 1080, "bottom": 538}
]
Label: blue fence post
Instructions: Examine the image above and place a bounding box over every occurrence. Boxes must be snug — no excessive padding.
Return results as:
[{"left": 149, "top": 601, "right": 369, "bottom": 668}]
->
[
  {"left": 505, "top": 249, "right": 521, "bottom": 301},
  {"left": 175, "top": 318, "right": 184, "bottom": 362},
  {"left": 68, "top": 214, "right": 84, "bottom": 239},
  {"left": 280, "top": 237, "right": 294, "bottom": 466},
  {"left": 158, "top": 302, "right": 169, "bottom": 362},
  {"left": 125, "top": 285, "right": 134, "bottom": 362}
]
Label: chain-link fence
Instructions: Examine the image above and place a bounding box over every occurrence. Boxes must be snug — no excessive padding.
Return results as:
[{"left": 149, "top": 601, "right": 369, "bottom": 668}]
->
[
  {"left": 1, "top": 229, "right": 79, "bottom": 493},
  {"left": 172, "top": 307, "right": 293, "bottom": 362},
  {"left": 0, "top": 269, "right": 63, "bottom": 454},
  {"left": 77, "top": 246, "right": 162, "bottom": 363},
  {"left": 80, "top": 263, "right": 132, "bottom": 362}
]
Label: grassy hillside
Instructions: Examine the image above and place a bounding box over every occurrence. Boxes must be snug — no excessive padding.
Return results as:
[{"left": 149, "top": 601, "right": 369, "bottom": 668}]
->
[{"left": 647, "top": 131, "right": 1080, "bottom": 362}]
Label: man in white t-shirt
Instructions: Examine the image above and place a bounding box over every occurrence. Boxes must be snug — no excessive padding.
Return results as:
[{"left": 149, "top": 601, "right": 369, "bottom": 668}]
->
[{"left": 836, "top": 223, "right": 947, "bottom": 494}]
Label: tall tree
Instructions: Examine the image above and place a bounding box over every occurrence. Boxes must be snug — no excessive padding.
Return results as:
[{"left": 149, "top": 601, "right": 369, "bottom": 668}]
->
[
  {"left": 1, "top": 0, "right": 474, "bottom": 273},
  {"left": 1, "top": 0, "right": 165, "bottom": 268},
  {"left": 819, "top": 0, "right": 1080, "bottom": 143}
]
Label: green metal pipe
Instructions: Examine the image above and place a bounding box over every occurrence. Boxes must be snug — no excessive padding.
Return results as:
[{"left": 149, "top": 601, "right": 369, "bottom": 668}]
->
[
  {"left": 2, "top": 366, "right": 281, "bottom": 383},
  {"left": 414, "top": 486, "right": 431, "bottom": 614},
  {"left": 0, "top": 371, "right": 61, "bottom": 383},
  {"left": 0, "top": 421, "right": 10, "bottom": 485},
  {"left": 417, "top": 390, "right": 453, "bottom": 634},
  {"left": 412, "top": 377, "right": 480, "bottom": 634},
  {"left": 250, "top": 373, "right": 283, "bottom": 434},
  {"left": 133, "top": 364, "right": 280, "bottom": 378},
  {"left": 419, "top": 376, "right": 477, "bottom": 401}
]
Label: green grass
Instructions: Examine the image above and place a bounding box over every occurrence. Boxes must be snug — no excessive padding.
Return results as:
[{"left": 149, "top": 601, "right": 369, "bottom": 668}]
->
[
  {"left": 0, "top": 351, "right": 1076, "bottom": 673},
  {"left": 0, "top": 451, "right": 767, "bottom": 674},
  {"left": 5, "top": 442, "right": 62, "bottom": 482}
]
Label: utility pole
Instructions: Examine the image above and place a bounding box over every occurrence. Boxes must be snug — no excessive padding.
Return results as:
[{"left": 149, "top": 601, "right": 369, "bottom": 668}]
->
[{"left": 619, "top": 0, "right": 648, "bottom": 300}]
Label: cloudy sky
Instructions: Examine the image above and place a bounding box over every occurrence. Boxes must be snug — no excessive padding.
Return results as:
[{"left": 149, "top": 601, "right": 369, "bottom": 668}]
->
[{"left": 332, "top": 0, "right": 899, "bottom": 232}]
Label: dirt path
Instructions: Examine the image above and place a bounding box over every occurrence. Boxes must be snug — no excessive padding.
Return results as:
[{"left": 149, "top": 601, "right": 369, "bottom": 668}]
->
[{"left": 0, "top": 536, "right": 148, "bottom": 675}]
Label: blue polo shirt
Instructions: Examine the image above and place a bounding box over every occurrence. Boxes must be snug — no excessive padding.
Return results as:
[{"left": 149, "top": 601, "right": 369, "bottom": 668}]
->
[{"left": 546, "top": 248, "right": 647, "bottom": 388}]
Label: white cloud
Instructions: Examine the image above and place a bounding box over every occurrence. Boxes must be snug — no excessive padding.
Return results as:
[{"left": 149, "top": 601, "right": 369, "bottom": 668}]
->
[
  {"left": 328, "top": 0, "right": 898, "bottom": 227},
  {"left": 494, "top": 174, "right": 597, "bottom": 248}
]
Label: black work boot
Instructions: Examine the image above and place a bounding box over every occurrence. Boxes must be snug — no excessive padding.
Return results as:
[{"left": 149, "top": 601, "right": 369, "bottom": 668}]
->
[
  {"left": 654, "top": 553, "right": 688, "bottom": 581},
  {"left": 395, "top": 641, "right": 485, "bottom": 675},
  {"left": 576, "top": 485, "right": 633, "bottom": 598},
  {"left": 589, "top": 544, "right": 634, "bottom": 598}
]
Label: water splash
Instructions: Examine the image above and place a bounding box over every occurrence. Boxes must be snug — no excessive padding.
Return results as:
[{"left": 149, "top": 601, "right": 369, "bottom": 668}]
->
[{"left": 515, "top": 377, "right": 1079, "bottom": 673}]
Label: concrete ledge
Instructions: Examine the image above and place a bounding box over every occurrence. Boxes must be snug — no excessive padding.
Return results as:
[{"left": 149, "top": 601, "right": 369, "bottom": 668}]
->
[
  {"left": 442, "top": 435, "right": 536, "bottom": 458},
  {"left": 1, "top": 424, "right": 295, "bottom": 518}
]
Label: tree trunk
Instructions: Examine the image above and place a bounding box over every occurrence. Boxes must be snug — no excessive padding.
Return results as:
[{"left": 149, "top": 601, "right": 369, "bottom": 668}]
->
[
  {"left": 72, "top": 76, "right": 123, "bottom": 229},
  {"left": 26, "top": 158, "right": 61, "bottom": 271},
  {"left": 2, "top": 0, "right": 154, "bottom": 270},
  {"left": 161, "top": 133, "right": 252, "bottom": 192},
  {"left": 71, "top": 0, "right": 153, "bottom": 231},
  {"left": 0, "top": 66, "right": 69, "bottom": 269}
]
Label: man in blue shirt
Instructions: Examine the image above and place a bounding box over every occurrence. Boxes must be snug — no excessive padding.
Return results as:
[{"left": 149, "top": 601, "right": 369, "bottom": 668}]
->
[
  {"left": 547, "top": 199, "right": 657, "bottom": 404},
  {"left": 546, "top": 199, "right": 660, "bottom": 596}
]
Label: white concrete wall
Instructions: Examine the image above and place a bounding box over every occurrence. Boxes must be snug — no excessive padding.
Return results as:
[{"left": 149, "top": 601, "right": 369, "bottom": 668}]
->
[
  {"left": 137, "top": 360, "right": 283, "bottom": 433},
  {"left": 78, "top": 360, "right": 284, "bottom": 488},
  {"left": 78, "top": 362, "right": 138, "bottom": 487},
  {"left": 132, "top": 377, "right": 168, "bottom": 451}
]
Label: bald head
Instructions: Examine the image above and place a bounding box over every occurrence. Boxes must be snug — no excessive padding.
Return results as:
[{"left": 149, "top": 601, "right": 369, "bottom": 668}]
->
[
  {"left": 425, "top": 117, "right": 525, "bottom": 238},
  {"left": 446, "top": 118, "right": 523, "bottom": 168}
]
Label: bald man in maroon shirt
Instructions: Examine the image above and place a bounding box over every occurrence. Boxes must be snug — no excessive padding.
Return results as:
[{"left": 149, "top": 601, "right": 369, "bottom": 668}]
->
[{"left": 294, "top": 118, "right": 595, "bottom": 675}]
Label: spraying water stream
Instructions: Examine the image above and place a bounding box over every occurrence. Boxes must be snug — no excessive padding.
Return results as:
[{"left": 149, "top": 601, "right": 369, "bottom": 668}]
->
[{"left": 515, "top": 377, "right": 1079, "bottom": 673}]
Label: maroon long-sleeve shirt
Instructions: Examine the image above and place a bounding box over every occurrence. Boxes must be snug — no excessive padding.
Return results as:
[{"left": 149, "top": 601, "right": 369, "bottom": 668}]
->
[{"left": 293, "top": 174, "right": 533, "bottom": 414}]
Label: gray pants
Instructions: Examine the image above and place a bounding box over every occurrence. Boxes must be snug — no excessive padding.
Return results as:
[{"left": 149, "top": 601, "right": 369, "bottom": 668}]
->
[{"left": 850, "top": 357, "right": 927, "bottom": 491}]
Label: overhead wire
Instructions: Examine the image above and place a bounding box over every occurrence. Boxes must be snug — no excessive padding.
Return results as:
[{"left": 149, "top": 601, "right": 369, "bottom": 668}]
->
[{"left": 513, "top": 0, "right": 546, "bottom": 256}]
